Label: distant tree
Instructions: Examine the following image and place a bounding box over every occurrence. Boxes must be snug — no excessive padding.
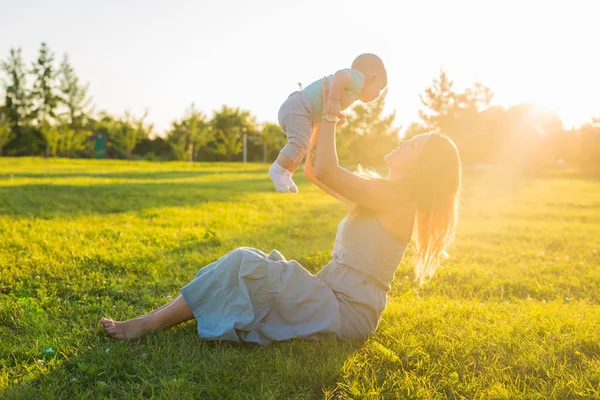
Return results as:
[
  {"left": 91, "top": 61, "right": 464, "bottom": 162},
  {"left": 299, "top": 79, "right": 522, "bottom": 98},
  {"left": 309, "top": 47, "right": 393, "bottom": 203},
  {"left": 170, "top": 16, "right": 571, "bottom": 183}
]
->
[
  {"left": 133, "top": 135, "right": 173, "bottom": 161},
  {"left": 56, "top": 118, "right": 91, "bottom": 157},
  {"left": 167, "top": 121, "right": 189, "bottom": 161},
  {"left": 0, "top": 112, "right": 15, "bottom": 156},
  {"left": 211, "top": 105, "right": 256, "bottom": 161},
  {"left": 578, "top": 117, "right": 600, "bottom": 171},
  {"left": 1, "top": 48, "right": 30, "bottom": 131},
  {"left": 259, "top": 122, "right": 286, "bottom": 163},
  {"left": 166, "top": 104, "right": 212, "bottom": 161},
  {"left": 185, "top": 103, "right": 211, "bottom": 161},
  {"left": 30, "top": 42, "right": 58, "bottom": 125},
  {"left": 216, "top": 126, "right": 244, "bottom": 161},
  {"left": 418, "top": 68, "right": 456, "bottom": 131},
  {"left": 30, "top": 42, "right": 60, "bottom": 157},
  {"left": 417, "top": 69, "right": 502, "bottom": 165},
  {"left": 1, "top": 48, "right": 36, "bottom": 155},
  {"left": 109, "top": 110, "right": 153, "bottom": 159},
  {"left": 40, "top": 121, "right": 60, "bottom": 157},
  {"left": 57, "top": 54, "right": 93, "bottom": 129}
]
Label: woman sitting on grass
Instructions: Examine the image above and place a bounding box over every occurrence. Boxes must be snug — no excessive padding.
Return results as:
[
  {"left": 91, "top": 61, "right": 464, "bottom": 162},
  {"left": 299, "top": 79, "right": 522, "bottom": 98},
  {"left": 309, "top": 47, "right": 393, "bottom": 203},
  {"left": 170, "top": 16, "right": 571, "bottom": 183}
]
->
[{"left": 101, "top": 82, "right": 462, "bottom": 344}]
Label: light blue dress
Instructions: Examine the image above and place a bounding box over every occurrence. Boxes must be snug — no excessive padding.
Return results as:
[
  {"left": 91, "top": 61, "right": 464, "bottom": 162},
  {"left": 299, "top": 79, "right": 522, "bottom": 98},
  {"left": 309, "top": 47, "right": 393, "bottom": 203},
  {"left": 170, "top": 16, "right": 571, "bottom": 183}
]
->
[{"left": 180, "top": 214, "right": 407, "bottom": 345}]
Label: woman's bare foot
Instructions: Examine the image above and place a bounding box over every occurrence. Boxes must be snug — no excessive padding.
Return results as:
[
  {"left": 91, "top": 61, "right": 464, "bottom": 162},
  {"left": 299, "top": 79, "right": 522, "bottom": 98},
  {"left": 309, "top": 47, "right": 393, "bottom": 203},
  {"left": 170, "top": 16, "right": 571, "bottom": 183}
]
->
[
  {"left": 100, "top": 296, "right": 194, "bottom": 340},
  {"left": 100, "top": 317, "right": 149, "bottom": 340}
]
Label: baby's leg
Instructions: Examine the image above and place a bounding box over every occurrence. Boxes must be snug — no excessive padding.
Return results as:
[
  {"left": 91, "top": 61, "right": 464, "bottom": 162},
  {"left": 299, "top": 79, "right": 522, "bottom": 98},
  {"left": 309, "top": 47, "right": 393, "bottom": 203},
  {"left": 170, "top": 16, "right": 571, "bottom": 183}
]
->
[
  {"left": 269, "top": 154, "right": 295, "bottom": 193},
  {"left": 271, "top": 137, "right": 308, "bottom": 193},
  {"left": 271, "top": 131, "right": 311, "bottom": 194},
  {"left": 274, "top": 153, "right": 300, "bottom": 172},
  {"left": 270, "top": 93, "right": 312, "bottom": 193}
]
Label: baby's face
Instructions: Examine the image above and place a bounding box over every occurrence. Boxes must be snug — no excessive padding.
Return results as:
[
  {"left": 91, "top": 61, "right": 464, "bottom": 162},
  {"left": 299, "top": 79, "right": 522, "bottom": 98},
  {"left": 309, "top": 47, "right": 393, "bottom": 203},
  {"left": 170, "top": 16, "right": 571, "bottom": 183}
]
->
[{"left": 359, "top": 71, "right": 387, "bottom": 102}]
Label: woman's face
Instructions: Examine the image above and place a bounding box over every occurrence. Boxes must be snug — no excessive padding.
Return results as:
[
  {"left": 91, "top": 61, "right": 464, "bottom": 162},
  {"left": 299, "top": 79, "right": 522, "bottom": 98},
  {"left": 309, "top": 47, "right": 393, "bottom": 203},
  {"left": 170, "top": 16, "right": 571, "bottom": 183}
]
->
[{"left": 384, "top": 133, "right": 432, "bottom": 173}]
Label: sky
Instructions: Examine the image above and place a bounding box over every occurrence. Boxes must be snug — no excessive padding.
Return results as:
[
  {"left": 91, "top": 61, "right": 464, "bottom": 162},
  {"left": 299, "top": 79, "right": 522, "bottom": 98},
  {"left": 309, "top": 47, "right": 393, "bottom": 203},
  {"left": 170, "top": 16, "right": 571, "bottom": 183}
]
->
[{"left": 1, "top": 0, "right": 598, "bottom": 136}]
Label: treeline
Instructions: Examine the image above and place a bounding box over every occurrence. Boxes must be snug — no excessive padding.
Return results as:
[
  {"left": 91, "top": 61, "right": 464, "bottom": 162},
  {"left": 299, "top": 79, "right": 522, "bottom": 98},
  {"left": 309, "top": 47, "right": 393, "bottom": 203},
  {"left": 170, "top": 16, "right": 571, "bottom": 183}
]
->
[
  {"left": 1, "top": 43, "right": 599, "bottom": 171},
  {"left": 0, "top": 43, "right": 288, "bottom": 162},
  {"left": 404, "top": 71, "right": 600, "bottom": 172}
]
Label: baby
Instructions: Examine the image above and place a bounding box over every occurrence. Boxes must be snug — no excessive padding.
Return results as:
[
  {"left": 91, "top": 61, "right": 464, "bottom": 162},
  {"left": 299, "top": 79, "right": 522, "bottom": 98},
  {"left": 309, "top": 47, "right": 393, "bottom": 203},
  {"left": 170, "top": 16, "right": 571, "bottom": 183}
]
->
[{"left": 269, "top": 53, "right": 388, "bottom": 193}]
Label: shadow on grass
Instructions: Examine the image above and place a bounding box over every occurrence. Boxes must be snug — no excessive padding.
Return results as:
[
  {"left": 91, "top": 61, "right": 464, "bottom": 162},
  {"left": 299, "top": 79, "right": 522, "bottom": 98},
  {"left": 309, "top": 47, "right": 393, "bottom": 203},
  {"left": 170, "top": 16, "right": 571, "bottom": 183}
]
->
[
  {"left": 0, "top": 178, "right": 276, "bottom": 218},
  {"left": 0, "top": 169, "right": 266, "bottom": 181}
]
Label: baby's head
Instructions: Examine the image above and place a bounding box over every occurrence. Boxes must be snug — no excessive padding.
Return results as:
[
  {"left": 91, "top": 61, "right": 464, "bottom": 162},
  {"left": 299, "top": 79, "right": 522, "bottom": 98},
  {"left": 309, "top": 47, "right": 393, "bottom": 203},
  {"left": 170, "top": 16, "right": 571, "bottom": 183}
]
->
[{"left": 351, "top": 53, "right": 387, "bottom": 102}]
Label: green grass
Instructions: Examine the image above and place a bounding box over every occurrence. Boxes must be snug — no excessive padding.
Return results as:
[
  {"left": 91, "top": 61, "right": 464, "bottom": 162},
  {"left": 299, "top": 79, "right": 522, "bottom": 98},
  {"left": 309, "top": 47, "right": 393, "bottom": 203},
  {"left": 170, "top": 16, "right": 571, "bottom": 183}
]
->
[{"left": 1, "top": 157, "right": 599, "bottom": 399}]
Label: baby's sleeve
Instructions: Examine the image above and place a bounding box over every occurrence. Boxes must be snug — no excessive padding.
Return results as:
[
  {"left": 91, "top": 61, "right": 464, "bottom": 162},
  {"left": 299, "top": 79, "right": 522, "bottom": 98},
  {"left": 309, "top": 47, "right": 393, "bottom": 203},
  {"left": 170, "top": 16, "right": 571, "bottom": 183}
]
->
[{"left": 346, "top": 69, "right": 366, "bottom": 91}]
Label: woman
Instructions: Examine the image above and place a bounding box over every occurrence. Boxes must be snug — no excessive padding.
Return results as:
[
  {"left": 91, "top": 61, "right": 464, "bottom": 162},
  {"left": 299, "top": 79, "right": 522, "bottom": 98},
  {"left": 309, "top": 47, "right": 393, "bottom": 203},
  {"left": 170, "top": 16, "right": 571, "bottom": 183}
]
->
[{"left": 100, "top": 98, "right": 462, "bottom": 344}]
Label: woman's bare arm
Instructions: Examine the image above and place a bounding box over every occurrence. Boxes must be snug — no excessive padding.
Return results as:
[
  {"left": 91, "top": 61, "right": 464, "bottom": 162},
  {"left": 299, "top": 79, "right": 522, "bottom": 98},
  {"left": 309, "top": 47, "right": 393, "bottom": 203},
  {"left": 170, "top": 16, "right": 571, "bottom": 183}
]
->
[
  {"left": 313, "top": 79, "right": 401, "bottom": 212},
  {"left": 304, "top": 125, "right": 354, "bottom": 206}
]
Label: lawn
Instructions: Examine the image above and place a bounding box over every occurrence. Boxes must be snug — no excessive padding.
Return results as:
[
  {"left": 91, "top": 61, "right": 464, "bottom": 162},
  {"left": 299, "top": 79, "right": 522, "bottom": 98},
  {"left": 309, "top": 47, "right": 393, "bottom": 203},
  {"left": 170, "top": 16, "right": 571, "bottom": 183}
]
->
[{"left": 1, "top": 158, "right": 599, "bottom": 399}]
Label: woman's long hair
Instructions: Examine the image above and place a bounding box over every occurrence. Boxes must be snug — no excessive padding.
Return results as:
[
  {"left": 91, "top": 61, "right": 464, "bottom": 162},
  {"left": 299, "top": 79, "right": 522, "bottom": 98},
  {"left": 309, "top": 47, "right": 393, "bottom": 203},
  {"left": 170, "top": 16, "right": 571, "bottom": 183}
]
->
[
  {"left": 352, "top": 133, "right": 461, "bottom": 285},
  {"left": 404, "top": 133, "right": 461, "bottom": 285}
]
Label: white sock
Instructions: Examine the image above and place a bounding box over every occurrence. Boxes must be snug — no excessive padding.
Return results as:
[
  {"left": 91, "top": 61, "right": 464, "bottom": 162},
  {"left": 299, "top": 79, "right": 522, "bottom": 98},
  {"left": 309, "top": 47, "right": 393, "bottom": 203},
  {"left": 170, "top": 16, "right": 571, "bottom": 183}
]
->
[
  {"left": 269, "top": 162, "right": 290, "bottom": 193},
  {"left": 285, "top": 170, "right": 298, "bottom": 194}
]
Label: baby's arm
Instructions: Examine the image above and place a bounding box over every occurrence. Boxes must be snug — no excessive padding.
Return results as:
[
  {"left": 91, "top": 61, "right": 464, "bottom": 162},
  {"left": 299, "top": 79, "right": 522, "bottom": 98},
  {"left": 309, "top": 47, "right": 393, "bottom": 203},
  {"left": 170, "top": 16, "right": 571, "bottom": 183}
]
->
[{"left": 324, "top": 70, "right": 352, "bottom": 116}]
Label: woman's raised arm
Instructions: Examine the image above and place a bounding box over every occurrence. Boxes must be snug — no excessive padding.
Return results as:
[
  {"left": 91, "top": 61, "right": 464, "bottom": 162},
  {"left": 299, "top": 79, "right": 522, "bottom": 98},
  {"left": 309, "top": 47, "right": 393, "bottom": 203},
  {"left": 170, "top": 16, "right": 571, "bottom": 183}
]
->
[{"left": 312, "top": 79, "right": 402, "bottom": 212}]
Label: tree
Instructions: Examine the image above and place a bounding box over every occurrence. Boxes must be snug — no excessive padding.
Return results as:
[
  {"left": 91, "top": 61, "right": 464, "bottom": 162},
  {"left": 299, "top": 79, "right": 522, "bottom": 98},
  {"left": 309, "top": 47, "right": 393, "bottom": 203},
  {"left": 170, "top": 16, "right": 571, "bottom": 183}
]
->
[
  {"left": 0, "top": 112, "right": 15, "bottom": 156},
  {"left": 169, "top": 132, "right": 188, "bottom": 161},
  {"left": 1, "top": 48, "right": 34, "bottom": 155},
  {"left": 30, "top": 42, "right": 58, "bottom": 126},
  {"left": 416, "top": 69, "right": 501, "bottom": 165},
  {"left": 336, "top": 88, "right": 399, "bottom": 166},
  {"left": 30, "top": 42, "right": 59, "bottom": 157},
  {"left": 459, "top": 81, "right": 494, "bottom": 111},
  {"left": 111, "top": 110, "right": 153, "bottom": 159},
  {"left": 418, "top": 68, "right": 456, "bottom": 131},
  {"left": 57, "top": 118, "right": 91, "bottom": 157},
  {"left": 185, "top": 103, "right": 211, "bottom": 161},
  {"left": 211, "top": 105, "right": 256, "bottom": 161},
  {"left": 260, "top": 123, "right": 286, "bottom": 163},
  {"left": 578, "top": 117, "right": 600, "bottom": 171},
  {"left": 216, "top": 127, "right": 244, "bottom": 161},
  {"left": 166, "top": 118, "right": 188, "bottom": 161},
  {"left": 1, "top": 48, "right": 30, "bottom": 131},
  {"left": 58, "top": 54, "right": 93, "bottom": 129},
  {"left": 166, "top": 104, "right": 212, "bottom": 161},
  {"left": 40, "top": 121, "right": 60, "bottom": 157}
]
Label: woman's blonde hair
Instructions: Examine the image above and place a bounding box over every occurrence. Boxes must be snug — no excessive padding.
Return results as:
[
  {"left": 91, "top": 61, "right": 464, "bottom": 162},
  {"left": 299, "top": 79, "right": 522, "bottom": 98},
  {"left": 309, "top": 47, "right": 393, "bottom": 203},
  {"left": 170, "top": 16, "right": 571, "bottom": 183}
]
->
[
  {"left": 352, "top": 133, "right": 461, "bottom": 285},
  {"left": 408, "top": 134, "right": 461, "bottom": 285}
]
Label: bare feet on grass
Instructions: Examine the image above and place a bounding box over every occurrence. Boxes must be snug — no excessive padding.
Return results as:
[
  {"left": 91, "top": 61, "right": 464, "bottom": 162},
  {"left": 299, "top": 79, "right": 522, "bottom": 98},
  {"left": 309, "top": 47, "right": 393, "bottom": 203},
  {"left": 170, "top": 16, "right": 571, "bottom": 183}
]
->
[
  {"left": 100, "top": 317, "right": 149, "bottom": 340},
  {"left": 100, "top": 295, "right": 194, "bottom": 340}
]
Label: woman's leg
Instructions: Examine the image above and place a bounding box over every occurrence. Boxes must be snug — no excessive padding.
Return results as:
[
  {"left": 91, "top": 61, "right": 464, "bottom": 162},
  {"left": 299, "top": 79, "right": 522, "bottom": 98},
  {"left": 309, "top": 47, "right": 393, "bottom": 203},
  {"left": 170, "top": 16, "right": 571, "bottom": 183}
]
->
[{"left": 100, "top": 294, "right": 194, "bottom": 340}]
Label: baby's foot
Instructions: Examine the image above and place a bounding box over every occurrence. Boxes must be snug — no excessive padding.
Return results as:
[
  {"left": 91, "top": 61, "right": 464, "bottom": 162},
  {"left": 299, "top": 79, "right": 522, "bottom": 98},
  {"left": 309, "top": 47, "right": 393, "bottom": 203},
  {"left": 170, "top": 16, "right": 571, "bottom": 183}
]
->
[
  {"left": 285, "top": 172, "right": 298, "bottom": 194},
  {"left": 269, "top": 162, "right": 290, "bottom": 193},
  {"left": 100, "top": 317, "right": 147, "bottom": 340}
]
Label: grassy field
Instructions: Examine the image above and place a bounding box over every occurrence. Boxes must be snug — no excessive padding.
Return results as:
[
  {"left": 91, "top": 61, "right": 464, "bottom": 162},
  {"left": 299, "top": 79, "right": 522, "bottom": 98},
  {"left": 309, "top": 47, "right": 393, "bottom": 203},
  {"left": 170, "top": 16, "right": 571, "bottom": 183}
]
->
[{"left": 1, "top": 157, "right": 599, "bottom": 399}]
